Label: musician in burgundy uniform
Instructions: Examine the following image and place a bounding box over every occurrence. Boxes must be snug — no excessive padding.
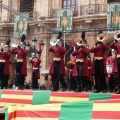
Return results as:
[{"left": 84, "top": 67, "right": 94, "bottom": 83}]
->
[
  {"left": 11, "top": 34, "right": 27, "bottom": 89},
  {"left": 90, "top": 31, "right": 109, "bottom": 93},
  {"left": 110, "top": 33, "right": 120, "bottom": 93},
  {"left": 106, "top": 49, "right": 117, "bottom": 92},
  {"left": 3, "top": 39, "right": 11, "bottom": 89},
  {"left": 48, "top": 31, "right": 66, "bottom": 91},
  {"left": 66, "top": 54, "right": 76, "bottom": 91},
  {"left": 29, "top": 51, "right": 41, "bottom": 89},
  {"left": 0, "top": 39, "right": 11, "bottom": 89},
  {"left": 86, "top": 55, "right": 93, "bottom": 91},
  {"left": 72, "top": 32, "right": 89, "bottom": 92}
]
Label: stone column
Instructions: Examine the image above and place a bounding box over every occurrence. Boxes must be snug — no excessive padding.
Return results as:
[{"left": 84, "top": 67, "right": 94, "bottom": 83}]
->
[{"left": 1, "top": 0, "right": 9, "bottom": 22}]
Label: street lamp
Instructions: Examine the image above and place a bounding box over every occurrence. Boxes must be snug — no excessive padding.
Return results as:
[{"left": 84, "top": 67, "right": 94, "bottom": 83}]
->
[
  {"left": 32, "top": 37, "right": 37, "bottom": 53},
  {"left": 25, "top": 42, "right": 30, "bottom": 50},
  {"left": 40, "top": 40, "right": 45, "bottom": 51}
]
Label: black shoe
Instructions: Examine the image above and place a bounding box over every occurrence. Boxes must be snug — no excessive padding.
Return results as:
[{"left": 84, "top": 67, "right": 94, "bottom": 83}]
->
[
  {"left": 51, "top": 88, "right": 57, "bottom": 91},
  {"left": 75, "top": 89, "right": 81, "bottom": 92},
  {"left": 116, "top": 90, "right": 120, "bottom": 94},
  {"left": 102, "top": 89, "right": 107, "bottom": 93},
  {"left": 61, "top": 88, "right": 66, "bottom": 92},
  {"left": 93, "top": 90, "right": 100, "bottom": 93},
  {"left": 68, "top": 89, "right": 71, "bottom": 91},
  {"left": 109, "top": 89, "right": 113, "bottom": 93}
]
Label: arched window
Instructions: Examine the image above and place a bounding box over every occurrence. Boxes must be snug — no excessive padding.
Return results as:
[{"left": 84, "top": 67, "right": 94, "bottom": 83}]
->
[
  {"left": 108, "top": 0, "right": 120, "bottom": 3},
  {"left": 62, "top": 0, "right": 78, "bottom": 15}
]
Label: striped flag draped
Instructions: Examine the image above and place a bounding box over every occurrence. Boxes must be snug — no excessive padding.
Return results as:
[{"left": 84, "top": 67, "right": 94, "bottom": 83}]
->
[{"left": 5, "top": 99, "right": 120, "bottom": 120}]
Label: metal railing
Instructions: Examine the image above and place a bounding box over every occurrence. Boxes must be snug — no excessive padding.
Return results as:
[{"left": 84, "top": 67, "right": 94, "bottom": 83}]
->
[
  {"left": 0, "top": 3, "right": 56, "bottom": 32},
  {"left": 51, "top": 4, "right": 107, "bottom": 18},
  {"left": 51, "top": 5, "right": 79, "bottom": 19},
  {"left": 80, "top": 4, "right": 107, "bottom": 16},
  {"left": 9, "top": 12, "right": 39, "bottom": 23}
]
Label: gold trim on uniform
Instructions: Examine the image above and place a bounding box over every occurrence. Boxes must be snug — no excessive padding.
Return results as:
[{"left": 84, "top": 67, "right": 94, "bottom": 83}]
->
[
  {"left": 17, "top": 59, "right": 23, "bottom": 62},
  {"left": 0, "top": 60, "right": 5, "bottom": 62},
  {"left": 76, "top": 59, "right": 84, "bottom": 62},
  {"left": 94, "top": 57, "right": 103, "bottom": 60},
  {"left": 33, "top": 68, "right": 38, "bottom": 70},
  {"left": 53, "top": 58, "right": 61, "bottom": 61},
  {"left": 117, "top": 54, "right": 120, "bottom": 58}
]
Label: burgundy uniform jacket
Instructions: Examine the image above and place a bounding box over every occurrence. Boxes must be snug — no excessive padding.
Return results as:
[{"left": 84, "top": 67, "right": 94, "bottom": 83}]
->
[{"left": 48, "top": 46, "right": 66, "bottom": 75}]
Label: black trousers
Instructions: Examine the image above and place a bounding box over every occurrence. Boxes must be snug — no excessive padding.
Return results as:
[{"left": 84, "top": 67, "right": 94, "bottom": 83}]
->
[
  {"left": 16, "top": 62, "right": 24, "bottom": 88},
  {"left": 94, "top": 60, "right": 107, "bottom": 91},
  {"left": 109, "top": 74, "right": 116, "bottom": 91},
  {"left": 3, "top": 74, "right": 8, "bottom": 89},
  {"left": 117, "top": 58, "right": 120, "bottom": 89},
  {"left": 52, "top": 61, "right": 66, "bottom": 90},
  {"left": 0, "top": 62, "right": 5, "bottom": 89},
  {"left": 32, "top": 69, "right": 38, "bottom": 89},
  {"left": 68, "top": 71, "right": 76, "bottom": 90},
  {"left": 76, "top": 62, "right": 86, "bottom": 91}
]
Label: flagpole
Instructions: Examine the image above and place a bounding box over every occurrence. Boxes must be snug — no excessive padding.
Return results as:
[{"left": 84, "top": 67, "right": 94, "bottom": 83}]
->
[{"left": 64, "top": 33, "right": 66, "bottom": 62}]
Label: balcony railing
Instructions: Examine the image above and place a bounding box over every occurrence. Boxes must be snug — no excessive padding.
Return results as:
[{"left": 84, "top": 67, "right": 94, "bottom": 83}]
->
[
  {"left": 9, "top": 11, "right": 39, "bottom": 23},
  {"left": 80, "top": 4, "right": 106, "bottom": 16},
  {"left": 51, "top": 4, "right": 107, "bottom": 18}
]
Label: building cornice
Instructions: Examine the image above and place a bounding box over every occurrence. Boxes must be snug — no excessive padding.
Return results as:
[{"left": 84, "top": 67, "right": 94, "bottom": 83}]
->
[{"left": 0, "top": 13, "right": 107, "bottom": 27}]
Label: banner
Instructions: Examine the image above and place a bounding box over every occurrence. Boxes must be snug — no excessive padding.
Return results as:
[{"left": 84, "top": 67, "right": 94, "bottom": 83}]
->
[
  {"left": 14, "top": 13, "right": 28, "bottom": 38},
  {"left": 57, "top": 8, "right": 73, "bottom": 32},
  {"left": 107, "top": 3, "right": 120, "bottom": 33},
  {"left": 5, "top": 99, "right": 120, "bottom": 120}
]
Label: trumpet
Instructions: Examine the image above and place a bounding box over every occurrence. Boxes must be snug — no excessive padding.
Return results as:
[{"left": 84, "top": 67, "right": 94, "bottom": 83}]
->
[
  {"left": 97, "top": 34, "right": 105, "bottom": 42},
  {"left": 114, "top": 32, "right": 120, "bottom": 41},
  {"left": 76, "top": 38, "right": 83, "bottom": 46}
]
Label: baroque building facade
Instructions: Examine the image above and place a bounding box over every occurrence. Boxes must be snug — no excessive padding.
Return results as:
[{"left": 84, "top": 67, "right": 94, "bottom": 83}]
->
[{"left": 0, "top": 0, "right": 117, "bottom": 87}]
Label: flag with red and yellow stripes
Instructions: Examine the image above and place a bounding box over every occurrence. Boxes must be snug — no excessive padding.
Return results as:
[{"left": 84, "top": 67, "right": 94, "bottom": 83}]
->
[
  {"left": 5, "top": 99, "right": 120, "bottom": 120},
  {"left": 0, "top": 90, "right": 50, "bottom": 107}
]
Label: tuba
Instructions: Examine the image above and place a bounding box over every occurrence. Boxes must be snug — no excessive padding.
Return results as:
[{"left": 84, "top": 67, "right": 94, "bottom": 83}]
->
[
  {"left": 114, "top": 32, "right": 120, "bottom": 41},
  {"left": 97, "top": 34, "right": 105, "bottom": 42},
  {"left": 76, "top": 38, "right": 83, "bottom": 46},
  {"left": 50, "top": 37, "right": 59, "bottom": 46},
  {"left": 12, "top": 39, "right": 18, "bottom": 48}
]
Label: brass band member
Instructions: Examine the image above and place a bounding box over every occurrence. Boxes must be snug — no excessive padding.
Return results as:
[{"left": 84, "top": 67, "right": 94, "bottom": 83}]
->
[
  {"left": 11, "top": 34, "right": 27, "bottom": 89},
  {"left": 29, "top": 51, "right": 41, "bottom": 89},
  {"left": 72, "top": 32, "right": 90, "bottom": 92},
  {"left": 0, "top": 39, "right": 11, "bottom": 89},
  {"left": 90, "top": 31, "right": 109, "bottom": 93},
  {"left": 66, "top": 54, "right": 76, "bottom": 91},
  {"left": 110, "top": 33, "right": 120, "bottom": 94},
  {"left": 48, "top": 31, "right": 67, "bottom": 91},
  {"left": 106, "top": 49, "right": 117, "bottom": 92},
  {"left": 3, "top": 39, "right": 11, "bottom": 89}
]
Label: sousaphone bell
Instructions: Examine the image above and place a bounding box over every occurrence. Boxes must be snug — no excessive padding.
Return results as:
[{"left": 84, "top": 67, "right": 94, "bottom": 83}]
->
[
  {"left": 76, "top": 38, "right": 83, "bottom": 46},
  {"left": 114, "top": 32, "right": 120, "bottom": 41},
  {"left": 97, "top": 34, "right": 105, "bottom": 42}
]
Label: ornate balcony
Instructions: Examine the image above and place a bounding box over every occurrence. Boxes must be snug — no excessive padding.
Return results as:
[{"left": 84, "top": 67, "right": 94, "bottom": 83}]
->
[
  {"left": 9, "top": 12, "right": 39, "bottom": 23},
  {"left": 80, "top": 4, "right": 107, "bottom": 16},
  {"left": 51, "top": 4, "right": 107, "bottom": 18}
]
